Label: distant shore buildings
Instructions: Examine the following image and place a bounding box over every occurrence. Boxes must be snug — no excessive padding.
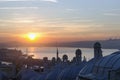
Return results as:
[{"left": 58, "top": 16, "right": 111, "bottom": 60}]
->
[{"left": 0, "top": 42, "right": 120, "bottom": 80}]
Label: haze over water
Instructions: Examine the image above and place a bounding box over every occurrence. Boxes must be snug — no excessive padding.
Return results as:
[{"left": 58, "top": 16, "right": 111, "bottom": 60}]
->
[{"left": 13, "top": 47, "right": 119, "bottom": 61}]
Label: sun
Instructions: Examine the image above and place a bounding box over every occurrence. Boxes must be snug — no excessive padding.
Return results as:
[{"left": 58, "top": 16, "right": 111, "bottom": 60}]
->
[
  {"left": 28, "top": 33, "right": 37, "bottom": 40},
  {"left": 21, "top": 32, "right": 42, "bottom": 42}
]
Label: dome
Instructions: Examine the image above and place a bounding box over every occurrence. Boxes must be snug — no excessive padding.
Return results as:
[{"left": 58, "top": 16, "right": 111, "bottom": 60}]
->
[
  {"left": 17, "top": 69, "right": 39, "bottom": 80},
  {"left": 33, "top": 72, "right": 47, "bottom": 80},
  {"left": 58, "top": 61, "right": 87, "bottom": 80},
  {"left": 0, "top": 71, "right": 8, "bottom": 80},
  {"left": 45, "top": 62, "right": 69, "bottom": 80},
  {"left": 78, "top": 58, "right": 98, "bottom": 76},
  {"left": 62, "top": 55, "right": 68, "bottom": 61},
  {"left": 45, "top": 68, "right": 61, "bottom": 80},
  {"left": 77, "top": 56, "right": 102, "bottom": 80},
  {"left": 75, "top": 49, "right": 82, "bottom": 56},
  {"left": 94, "top": 42, "right": 101, "bottom": 48},
  {"left": 77, "top": 51, "right": 120, "bottom": 80}
]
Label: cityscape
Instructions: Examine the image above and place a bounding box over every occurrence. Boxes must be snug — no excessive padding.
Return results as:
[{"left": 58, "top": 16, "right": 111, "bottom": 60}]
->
[{"left": 0, "top": 0, "right": 120, "bottom": 80}]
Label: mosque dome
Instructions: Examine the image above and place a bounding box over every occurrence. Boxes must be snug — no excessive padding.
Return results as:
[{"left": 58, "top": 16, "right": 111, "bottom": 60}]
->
[
  {"left": 32, "top": 72, "right": 47, "bottom": 80},
  {"left": 58, "top": 61, "right": 87, "bottom": 80},
  {"left": 77, "top": 51, "right": 120, "bottom": 80},
  {"left": 57, "top": 48, "right": 86, "bottom": 80},
  {"left": 0, "top": 71, "right": 8, "bottom": 80},
  {"left": 45, "top": 55, "right": 69, "bottom": 80},
  {"left": 17, "top": 69, "right": 39, "bottom": 80},
  {"left": 77, "top": 58, "right": 98, "bottom": 79},
  {"left": 62, "top": 55, "right": 68, "bottom": 62},
  {"left": 45, "top": 68, "right": 62, "bottom": 80},
  {"left": 45, "top": 60, "right": 69, "bottom": 80},
  {"left": 75, "top": 49, "right": 82, "bottom": 56},
  {"left": 94, "top": 42, "right": 101, "bottom": 48}
]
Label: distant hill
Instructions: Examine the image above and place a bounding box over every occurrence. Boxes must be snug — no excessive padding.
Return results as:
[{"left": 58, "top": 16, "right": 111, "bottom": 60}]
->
[
  {"left": 0, "top": 39, "right": 120, "bottom": 49},
  {"left": 57, "top": 39, "right": 120, "bottom": 49}
]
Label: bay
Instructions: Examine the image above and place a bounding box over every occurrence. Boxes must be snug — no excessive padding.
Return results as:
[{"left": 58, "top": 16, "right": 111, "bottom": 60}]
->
[{"left": 10, "top": 47, "right": 119, "bottom": 61}]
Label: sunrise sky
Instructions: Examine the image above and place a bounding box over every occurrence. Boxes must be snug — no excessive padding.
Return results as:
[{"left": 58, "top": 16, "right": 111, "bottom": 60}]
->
[{"left": 0, "top": 0, "right": 120, "bottom": 43}]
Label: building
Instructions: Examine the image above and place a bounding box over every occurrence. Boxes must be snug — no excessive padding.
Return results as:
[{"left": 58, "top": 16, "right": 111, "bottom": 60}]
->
[
  {"left": 76, "top": 42, "right": 103, "bottom": 80},
  {"left": 57, "top": 49, "right": 87, "bottom": 80}
]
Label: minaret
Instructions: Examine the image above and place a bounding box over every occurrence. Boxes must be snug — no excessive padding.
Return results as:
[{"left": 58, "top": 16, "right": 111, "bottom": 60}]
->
[
  {"left": 94, "top": 42, "right": 103, "bottom": 59},
  {"left": 56, "top": 48, "right": 59, "bottom": 61}
]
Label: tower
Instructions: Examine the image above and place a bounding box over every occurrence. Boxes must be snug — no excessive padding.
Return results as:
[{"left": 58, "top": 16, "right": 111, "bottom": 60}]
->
[
  {"left": 75, "top": 49, "right": 82, "bottom": 63},
  {"left": 56, "top": 48, "right": 59, "bottom": 61},
  {"left": 94, "top": 42, "right": 103, "bottom": 59}
]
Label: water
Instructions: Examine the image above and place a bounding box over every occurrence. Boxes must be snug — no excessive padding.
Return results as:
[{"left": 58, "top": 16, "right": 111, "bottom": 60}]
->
[{"left": 12, "top": 47, "right": 119, "bottom": 61}]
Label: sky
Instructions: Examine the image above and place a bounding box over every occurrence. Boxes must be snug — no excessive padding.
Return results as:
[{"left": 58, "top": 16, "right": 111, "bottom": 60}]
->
[{"left": 0, "top": 0, "right": 120, "bottom": 43}]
